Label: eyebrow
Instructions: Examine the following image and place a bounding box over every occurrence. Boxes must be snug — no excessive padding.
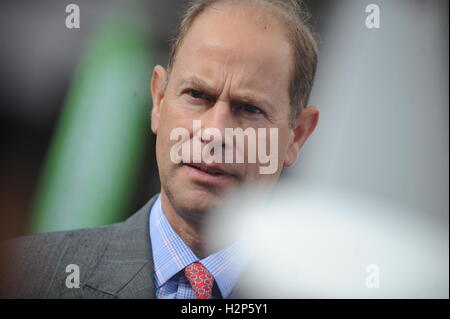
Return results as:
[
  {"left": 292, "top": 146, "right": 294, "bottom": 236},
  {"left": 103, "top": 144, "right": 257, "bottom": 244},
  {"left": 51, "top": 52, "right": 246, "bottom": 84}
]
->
[
  {"left": 177, "top": 76, "right": 219, "bottom": 97},
  {"left": 177, "top": 75, "right": 274, "bottom": 110}
]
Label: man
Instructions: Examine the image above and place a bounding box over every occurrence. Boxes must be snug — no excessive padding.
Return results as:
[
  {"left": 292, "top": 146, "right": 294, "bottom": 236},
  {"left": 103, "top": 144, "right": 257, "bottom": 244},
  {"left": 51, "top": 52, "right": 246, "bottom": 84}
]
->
[{"left": 0, "top": 0, "right": 319, "bottom": 299}]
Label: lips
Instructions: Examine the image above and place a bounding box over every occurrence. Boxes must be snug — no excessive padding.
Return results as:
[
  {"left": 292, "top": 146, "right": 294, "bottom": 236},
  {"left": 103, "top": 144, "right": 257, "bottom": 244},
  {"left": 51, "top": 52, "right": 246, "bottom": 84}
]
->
[
  {"left": 181, "top": 161, "right": 238, "bottom": 186},
  {"left": 183, "top": 162, "right": 233, "bottom": 176}
]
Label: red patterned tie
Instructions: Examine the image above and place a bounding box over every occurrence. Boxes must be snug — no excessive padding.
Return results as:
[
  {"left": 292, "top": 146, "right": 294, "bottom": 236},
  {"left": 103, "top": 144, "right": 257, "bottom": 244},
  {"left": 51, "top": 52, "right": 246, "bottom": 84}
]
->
[{"left": 184, "top": 262, "right": 215, "bottom": 299}]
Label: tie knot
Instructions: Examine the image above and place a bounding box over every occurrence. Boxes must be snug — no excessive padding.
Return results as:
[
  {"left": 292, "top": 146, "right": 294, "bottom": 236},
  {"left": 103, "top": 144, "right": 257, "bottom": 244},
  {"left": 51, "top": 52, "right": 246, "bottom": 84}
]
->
[{"left": 184, "top": 262, "right": 215, "bottom": 299}]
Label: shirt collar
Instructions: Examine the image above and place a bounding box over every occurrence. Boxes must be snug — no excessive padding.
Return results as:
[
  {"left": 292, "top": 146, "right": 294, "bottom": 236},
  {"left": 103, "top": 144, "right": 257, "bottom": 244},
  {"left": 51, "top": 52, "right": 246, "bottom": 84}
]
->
[{"left": 149, "top": 195, "right": 247, "bottom": 298}]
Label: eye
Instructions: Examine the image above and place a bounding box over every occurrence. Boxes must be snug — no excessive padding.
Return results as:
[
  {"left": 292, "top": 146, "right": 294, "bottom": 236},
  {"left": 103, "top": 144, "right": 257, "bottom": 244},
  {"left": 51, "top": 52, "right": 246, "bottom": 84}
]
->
[
  {"left": 241, "top": 104, "right": 263, "bottom": 115},
  {"left": 187, "top": 89, "right": 206, "bottom": 100}
]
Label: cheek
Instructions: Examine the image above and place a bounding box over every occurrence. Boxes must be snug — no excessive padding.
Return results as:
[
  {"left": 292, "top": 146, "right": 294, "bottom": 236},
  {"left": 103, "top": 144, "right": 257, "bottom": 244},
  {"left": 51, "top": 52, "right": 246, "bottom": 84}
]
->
[
  {"left": 241, "top": 129, "right": 288, "bottom": 179},
  {"left": 155, "top": 107, "right": 178, "bottom": 162},
  {"left": 159, "top": 99, "right": 187, "bottom": 133},
  {"left": 276, "top": 129, "right": 293, "bottom": 162},
  {"left": 156, "top": 101, "right": 194, "bottom": 160},
  {"left": 162, "top": 96, "right": 200, "bottom": 127}
]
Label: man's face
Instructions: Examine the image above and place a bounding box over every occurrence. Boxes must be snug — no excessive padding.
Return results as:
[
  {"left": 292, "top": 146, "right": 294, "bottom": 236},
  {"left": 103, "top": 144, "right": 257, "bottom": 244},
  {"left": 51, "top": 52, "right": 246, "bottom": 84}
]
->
[{"left": 151, "top": 4, "right": 318, "bottom": 218}]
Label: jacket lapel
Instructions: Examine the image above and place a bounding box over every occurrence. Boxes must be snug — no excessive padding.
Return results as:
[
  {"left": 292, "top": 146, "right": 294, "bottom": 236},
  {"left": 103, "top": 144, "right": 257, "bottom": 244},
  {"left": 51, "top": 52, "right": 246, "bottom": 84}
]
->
[{"left": 84, "top": 195, "right": 158, "bottom": 299}]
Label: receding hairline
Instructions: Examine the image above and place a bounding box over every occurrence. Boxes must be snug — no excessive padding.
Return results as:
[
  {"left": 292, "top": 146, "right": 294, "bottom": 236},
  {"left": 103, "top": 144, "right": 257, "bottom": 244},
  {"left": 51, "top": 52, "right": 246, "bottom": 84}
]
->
[
  {"left": 168, "top": 0, "right": 293, "bottom": 72},
  {"left": 166, "top": 0, "right": 319, "bottom": 127}
]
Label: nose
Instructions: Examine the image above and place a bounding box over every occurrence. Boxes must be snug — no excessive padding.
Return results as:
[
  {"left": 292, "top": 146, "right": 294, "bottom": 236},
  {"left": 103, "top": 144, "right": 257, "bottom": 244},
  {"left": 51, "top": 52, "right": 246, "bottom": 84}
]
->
[{"left": 198, "top": 100, "right": 236, "bottom": 141}]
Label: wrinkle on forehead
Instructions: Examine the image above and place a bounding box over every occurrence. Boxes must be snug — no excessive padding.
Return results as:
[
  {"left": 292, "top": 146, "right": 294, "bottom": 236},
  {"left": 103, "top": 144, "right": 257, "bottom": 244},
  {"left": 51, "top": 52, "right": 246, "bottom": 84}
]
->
[{"left": 195, "top": 44, "right": 287, "bottom": 98}]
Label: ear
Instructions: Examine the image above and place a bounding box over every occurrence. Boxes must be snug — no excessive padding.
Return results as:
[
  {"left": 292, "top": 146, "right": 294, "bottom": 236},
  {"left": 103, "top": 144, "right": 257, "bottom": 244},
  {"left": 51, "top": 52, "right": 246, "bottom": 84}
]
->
[
  {"left": 283, "top": 106, "right": 320, "bottom": 167},
  {"left": 150, "top": 65, "right": 167, "bottom": 134}
]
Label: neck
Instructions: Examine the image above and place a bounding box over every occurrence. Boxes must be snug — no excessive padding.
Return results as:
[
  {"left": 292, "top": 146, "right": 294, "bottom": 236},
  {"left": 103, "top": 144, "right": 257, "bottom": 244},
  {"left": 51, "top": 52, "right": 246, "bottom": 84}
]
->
[{"left": 160, "top": 190, "right": 208, "bottom": 259}]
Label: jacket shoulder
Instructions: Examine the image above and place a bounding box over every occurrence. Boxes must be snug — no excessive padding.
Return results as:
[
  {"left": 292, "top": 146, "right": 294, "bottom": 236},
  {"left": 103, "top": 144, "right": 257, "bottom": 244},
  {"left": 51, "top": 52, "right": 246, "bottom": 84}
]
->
[{"left": 0, "top": 224, "right": 117, "bottom": 298}]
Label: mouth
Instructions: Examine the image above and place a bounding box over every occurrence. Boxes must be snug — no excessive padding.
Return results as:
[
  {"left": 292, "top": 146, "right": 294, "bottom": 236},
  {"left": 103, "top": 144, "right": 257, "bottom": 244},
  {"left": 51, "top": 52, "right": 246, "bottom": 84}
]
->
[
  {"left": 184, "top": 163, "right": 228, "bottom": 175},
  {"left": 181, "top": 162, "right": 237, "bottom": 185}
]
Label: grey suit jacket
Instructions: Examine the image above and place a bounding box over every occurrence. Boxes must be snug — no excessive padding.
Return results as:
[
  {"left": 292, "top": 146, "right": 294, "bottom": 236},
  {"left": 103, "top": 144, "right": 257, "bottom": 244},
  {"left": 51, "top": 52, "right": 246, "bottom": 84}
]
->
[{"left": 1, "top": 196, "right": 158, "bottom": 299}]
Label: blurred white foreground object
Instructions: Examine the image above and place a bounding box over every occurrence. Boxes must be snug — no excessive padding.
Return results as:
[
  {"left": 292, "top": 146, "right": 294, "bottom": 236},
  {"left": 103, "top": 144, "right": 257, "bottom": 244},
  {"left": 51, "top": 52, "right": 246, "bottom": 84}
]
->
[{"left": 206, "top": 183, "right": 449, "bottom": 298}]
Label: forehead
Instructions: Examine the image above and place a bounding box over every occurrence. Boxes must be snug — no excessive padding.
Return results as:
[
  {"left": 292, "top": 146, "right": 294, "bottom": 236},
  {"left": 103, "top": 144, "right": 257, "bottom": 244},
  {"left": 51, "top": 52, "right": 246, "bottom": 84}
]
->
[{"left": 171, "top": 3, "right": 292, "bottom": 104}]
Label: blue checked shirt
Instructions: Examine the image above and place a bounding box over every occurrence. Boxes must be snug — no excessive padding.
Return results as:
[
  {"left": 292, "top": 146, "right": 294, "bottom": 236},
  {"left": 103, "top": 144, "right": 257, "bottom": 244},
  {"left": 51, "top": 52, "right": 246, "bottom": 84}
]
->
[{"left": 149, "top": 195, "right": 247, "bottom": 299}]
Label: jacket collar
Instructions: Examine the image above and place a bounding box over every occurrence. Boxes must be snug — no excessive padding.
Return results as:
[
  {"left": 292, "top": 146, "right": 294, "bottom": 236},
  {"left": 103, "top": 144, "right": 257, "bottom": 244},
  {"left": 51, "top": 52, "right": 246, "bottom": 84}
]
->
[{"left": 84, "top": 195, "right": 158, "bottom": 298}]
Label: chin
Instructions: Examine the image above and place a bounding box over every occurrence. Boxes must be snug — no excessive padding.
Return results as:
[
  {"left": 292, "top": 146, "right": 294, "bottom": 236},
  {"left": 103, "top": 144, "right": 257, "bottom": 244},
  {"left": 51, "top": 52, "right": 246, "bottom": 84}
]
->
[{"left": 170, "top": 187, "right": 224, "bottom": 221}]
